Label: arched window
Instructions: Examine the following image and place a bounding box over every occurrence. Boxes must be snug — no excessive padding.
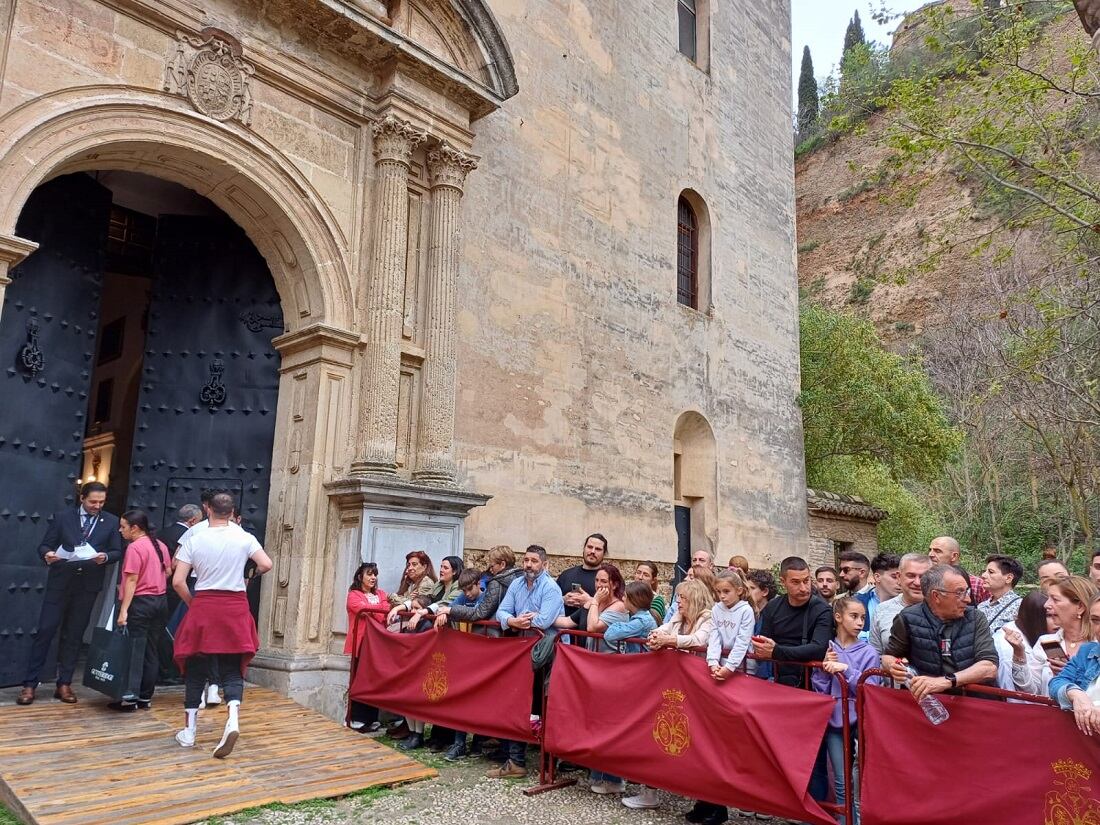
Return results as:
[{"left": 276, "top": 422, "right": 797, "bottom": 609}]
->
[
  {"left": 677, "top": 0, "right": 697, "bottom": 61},
  {"left": 677, "top": 196, "right": 699, "bottom": 308}
]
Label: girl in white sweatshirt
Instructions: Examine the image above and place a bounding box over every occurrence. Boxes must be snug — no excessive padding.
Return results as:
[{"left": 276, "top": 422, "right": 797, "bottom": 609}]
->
[{"left": 707, "top": 569, "right": 756, "bottom": 680}]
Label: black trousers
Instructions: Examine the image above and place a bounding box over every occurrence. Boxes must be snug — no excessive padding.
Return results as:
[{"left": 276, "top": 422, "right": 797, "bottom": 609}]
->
[
  {"left": 184, "top": 654, "right": 243, "bottom": 708},
  {"left": 125, "top": 594, "right": 167, "bottom": 701},
  {"left": 350, "top": 700, "right": 379, "bottom": 726},
  {"left": 23, "top": 582, "right": 100, "bottom": 687}
]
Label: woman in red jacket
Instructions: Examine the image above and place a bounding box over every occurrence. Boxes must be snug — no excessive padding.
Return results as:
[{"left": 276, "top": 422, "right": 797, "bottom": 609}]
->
[{"left": 345, "top": 562, "right": 389, "bottom": 733}]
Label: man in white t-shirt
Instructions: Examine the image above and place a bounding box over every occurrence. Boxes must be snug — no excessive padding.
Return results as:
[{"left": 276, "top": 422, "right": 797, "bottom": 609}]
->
[
  {"left": 172, "top": 493, "right": 272, "bottom": 758},
  {"left": 174, "top": 490, "right": 245, "bottom": 708}
]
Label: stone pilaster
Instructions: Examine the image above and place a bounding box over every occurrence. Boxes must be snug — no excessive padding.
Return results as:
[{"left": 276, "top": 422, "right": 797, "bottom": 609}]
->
[
  {"left": 350, "top": 115, "right": 427, "bottom": 477},
  {"left": 413, "top": 142, "right": 478, "bottom": 484}
]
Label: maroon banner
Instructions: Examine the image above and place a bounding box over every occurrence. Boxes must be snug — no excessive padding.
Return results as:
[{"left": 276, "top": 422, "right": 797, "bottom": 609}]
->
[
  {"left": 545, "top": 645, "right": 836, "bottom": 825},
  {"left": 351, "top": 620, "right": 539, "bottom": 743},
  {"left": 861, "top": 685, "right": 1100, "bottom": 825}
]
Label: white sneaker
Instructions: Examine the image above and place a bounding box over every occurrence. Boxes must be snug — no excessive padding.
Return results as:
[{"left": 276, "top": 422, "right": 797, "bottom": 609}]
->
[
  {"left": 205, "top": 685, "right": 222, "bottom": 706},
  {"left": 175, "top": 728, "right": 196, "bottom": 748},
  {"left": 589, "top": 781, "right": 606, "bottom": 794},
  {"left": 591, "top": 780, "right": 626, "bottom": 794},
  {"left": 622, "top": 788, "right": 660, "bottom": 809},
  {"left": 212, "top": 720, "right": 239, "bottom": 759}
]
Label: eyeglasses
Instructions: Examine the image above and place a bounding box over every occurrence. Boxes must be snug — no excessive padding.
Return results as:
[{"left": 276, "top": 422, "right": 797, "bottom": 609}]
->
[{"left": 933, "top": 588, "right": 969, "bottom": 600}]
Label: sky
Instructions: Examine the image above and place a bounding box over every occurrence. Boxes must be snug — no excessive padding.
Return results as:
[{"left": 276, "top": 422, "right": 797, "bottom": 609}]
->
[{"left": 791, "top": 1, "right": 930, "bottom": 88}]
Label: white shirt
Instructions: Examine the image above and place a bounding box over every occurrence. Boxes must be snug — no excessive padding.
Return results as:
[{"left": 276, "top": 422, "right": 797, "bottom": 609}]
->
[{"left": 176, "top": 524, "right": 262, "bottom": 592}]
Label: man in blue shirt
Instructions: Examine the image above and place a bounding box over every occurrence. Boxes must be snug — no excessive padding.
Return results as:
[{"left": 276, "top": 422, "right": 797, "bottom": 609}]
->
[{"left": 489, "top": 544, "right": 563, "bottom": 778}]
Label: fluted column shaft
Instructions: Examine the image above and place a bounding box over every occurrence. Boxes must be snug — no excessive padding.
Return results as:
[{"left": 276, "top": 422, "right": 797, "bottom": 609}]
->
[
  {"left": 351, "top": 115, "right": 426, "bottom": 477},
  {"left": 413, "top": 143, "right": 478, "bottom": 484}
]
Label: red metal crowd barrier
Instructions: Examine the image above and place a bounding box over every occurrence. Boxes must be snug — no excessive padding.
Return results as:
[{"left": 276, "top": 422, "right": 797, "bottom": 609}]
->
[{"left": 350, "top": 612, "right": 1080, "bottom": 824}]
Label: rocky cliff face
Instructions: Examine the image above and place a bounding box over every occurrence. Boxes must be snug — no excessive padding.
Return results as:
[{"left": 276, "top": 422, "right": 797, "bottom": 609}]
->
[{"left": 794, "top": 11, "right": 1083, "bottom": 345}]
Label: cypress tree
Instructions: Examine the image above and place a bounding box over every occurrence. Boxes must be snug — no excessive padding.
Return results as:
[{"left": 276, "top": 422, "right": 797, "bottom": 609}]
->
[
  {"left": 843, "top": 10, "right": 866, "bottom": 56},
  {"left": 797, "top": 46, "right": 820, "bottom": 135}
]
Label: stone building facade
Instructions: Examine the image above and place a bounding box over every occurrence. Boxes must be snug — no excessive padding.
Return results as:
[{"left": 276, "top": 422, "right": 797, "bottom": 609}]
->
[{"left": 0, "top": 0, "right": 805, "bottom": 716}]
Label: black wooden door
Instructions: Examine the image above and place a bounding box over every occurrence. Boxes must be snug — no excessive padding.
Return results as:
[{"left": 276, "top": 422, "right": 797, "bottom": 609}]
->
[
  {"left": 0, "top": 174, "right": 111, "bottom": 686},
  {"left": 127, "top": 215, "right": 281, "bottom": 547},
  {"left": 674, "top": 504, "right": 691, "bottom": 587}
]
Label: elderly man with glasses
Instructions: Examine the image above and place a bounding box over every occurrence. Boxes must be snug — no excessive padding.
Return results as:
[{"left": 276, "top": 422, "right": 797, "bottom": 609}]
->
[{"left": 882, "top": 564, "right": 998, "bottom": 701}]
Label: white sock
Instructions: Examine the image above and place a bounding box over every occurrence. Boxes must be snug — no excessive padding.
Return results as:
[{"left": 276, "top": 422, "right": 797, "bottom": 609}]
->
[
  {"left": 227, "top": 700, "right": 240, "bottom": 726},
  {"left": 185, "top": 709, "right": 198, "bottom": 732}
]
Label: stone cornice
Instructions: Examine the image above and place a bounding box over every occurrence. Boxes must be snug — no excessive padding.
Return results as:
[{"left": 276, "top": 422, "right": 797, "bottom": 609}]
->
[
  {"left": 274, "top": 323, "right": 362, "bottom": 370},
  {"left": 326, "top": 476, "right": 491, "bottom": 514},
  {"left": 0, "top": 233, "right": 39, "bottom": 268}
]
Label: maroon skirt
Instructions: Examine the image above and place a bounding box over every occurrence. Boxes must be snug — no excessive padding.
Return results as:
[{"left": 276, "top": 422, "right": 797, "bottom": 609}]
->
[{"left": 173, "top": 590, "right": 259, "bottom": 676}]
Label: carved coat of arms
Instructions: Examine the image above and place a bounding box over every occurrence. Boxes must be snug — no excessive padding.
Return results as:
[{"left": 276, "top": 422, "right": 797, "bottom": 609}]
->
[{"left": 164, "top": 29, "right": 254, "bottom": 126}]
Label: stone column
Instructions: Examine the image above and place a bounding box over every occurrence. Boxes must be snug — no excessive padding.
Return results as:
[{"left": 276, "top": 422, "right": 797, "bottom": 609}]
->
[
  {"left": 350, "top": 115, "right": 427, "bottom": 477},
  {"left": 413, "top": 142, "right": 478, "bottom": 484}
]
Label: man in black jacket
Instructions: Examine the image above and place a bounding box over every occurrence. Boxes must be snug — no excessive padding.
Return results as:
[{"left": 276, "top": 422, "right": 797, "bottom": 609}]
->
[
  {"left": 17, "top": 481, "right": 122, "bottom": 705},
  {"left": 882, "top": 564, "right": 998, "bottom": 696},
  {"left": 752, "top": 555, "right": 834, "bottom": 802}
]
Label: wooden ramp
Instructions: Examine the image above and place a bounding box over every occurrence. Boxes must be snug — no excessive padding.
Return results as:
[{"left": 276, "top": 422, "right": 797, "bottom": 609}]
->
[{"left": 0, "top": 687, "right": 435, "bottom": 825}]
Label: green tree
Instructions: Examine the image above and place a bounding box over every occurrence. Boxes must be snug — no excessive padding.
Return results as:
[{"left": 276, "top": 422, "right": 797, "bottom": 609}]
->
[
  {"left": 800, "top": 303, "right": 959, "bottom": 481},
  {"left": 843, "top": 10, "right": 866, "bottom": 57},
  {"left": 799, "top": 303, "right": 959, "bottom": 548},
  {"left": 797, "top": 46, "right": 820, "bottom": 136},
  {"left": 878, "top": 4, "right": 1100, "bottom": 560}
]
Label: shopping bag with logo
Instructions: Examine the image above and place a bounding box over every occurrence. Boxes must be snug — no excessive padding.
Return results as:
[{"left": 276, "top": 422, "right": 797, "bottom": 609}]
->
[{"left": 82, "top": 624, "right": 146, "bottom": 701}]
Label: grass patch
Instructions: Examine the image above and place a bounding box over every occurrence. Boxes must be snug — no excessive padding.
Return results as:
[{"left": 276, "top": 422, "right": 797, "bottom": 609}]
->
[
  {"left": 797, "top": 240, "right": 821, "bottom": 254},
  {"left": 848, "top": 277, "right": 875, "bottom": 305},
  {"left": 895, "top": 321, "right": 915, "bottom": 333},
  {"left": 837, "top": 179, "right": 874, "bottom": 203},
  {"left": 200, "top": 786, "right": 395, "bottom": 824},
  {"left": 0, "top": 806, "right": 21, "bottom": 825}
]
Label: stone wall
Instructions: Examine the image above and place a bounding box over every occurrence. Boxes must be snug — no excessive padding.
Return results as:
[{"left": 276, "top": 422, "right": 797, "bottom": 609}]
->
[
  {"left": 806, "top": 512, "right": 881, "bottom": 569},
  {"left": 456, "top": 0, "right": 806, "bottom": 569}
]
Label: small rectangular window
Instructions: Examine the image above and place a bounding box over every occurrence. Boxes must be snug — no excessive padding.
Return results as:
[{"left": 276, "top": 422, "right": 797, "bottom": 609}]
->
[{"left": 678, "top": 0, "right": 697, "bottom": 61}]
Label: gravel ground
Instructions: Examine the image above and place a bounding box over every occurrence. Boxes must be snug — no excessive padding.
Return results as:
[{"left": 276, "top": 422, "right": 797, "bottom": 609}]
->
[{"left": 201, "top": 741, "right": 787, "bottom": 825}]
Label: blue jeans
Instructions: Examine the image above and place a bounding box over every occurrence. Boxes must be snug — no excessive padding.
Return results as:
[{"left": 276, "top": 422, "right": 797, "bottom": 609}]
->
[
  {"left": 590, "top": 769, "right": 623, "bottom": 785},
  {"left": 825, "top": 726, "right": 859, "bottom": 825}
]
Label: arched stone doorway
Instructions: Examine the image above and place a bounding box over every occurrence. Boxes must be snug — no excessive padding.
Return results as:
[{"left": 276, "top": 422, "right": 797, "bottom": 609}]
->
[
  {"left": 673, "top": 410, "right": 719, "bottom": 575},
  {"left": 0, "top": 93, "right": 359, "bottom": 688}
]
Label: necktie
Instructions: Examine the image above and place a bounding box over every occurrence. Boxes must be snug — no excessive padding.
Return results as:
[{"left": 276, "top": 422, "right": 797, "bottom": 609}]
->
[{"left": 82, "top": 514, "right": 94, "bottom": 540}]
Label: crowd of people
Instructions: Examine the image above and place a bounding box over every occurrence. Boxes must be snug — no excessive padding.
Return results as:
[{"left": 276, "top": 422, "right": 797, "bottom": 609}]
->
[{"left": 348, "top": 533, "right": 1100, "bottom": 825}]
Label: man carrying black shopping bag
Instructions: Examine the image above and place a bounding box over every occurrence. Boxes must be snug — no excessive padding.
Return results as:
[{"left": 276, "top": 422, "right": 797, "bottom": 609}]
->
[{"left": 17, "top": 482, "right": 122, "bottom": 706}]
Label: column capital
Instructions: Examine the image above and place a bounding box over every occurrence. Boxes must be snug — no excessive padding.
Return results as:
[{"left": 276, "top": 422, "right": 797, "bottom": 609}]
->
[
  {"left": 371, "top": 114, "right": 428, "bottom": 166},
  {"left": 427, "top": 142, "right": 479, "bottom": 192}
]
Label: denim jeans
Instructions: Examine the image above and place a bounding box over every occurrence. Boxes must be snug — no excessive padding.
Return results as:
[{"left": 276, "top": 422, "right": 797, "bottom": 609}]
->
[
  {"left": 824, "top": 725, "right": 859, "bottom": 825},
  {"left": 590, "top": 769, "right": 623, "bottom": 785}
]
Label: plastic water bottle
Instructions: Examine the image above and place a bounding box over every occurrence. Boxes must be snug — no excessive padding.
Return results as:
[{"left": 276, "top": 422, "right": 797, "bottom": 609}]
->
[{"left": 906, "top": 666, "right": 950, "bottom": 725}]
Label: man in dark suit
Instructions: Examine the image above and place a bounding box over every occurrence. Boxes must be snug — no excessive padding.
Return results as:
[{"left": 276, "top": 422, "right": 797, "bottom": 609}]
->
[{"left": 17, "top": 481, "right": 122, "bottom": 705}]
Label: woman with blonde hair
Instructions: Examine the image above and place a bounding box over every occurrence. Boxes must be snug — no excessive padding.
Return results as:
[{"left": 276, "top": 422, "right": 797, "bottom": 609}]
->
[
  {"left": 1049, "top": 592, "right": 1100, "bottom": 737},
  {"left": 691, "top": 565, "right": 720, "bottom": 601},
  {"left": 1011, "top": 575, "right": 1098, "bottom": 696},
  {"left": 647, "top": 579, "right": 714, "bottom": 651}
]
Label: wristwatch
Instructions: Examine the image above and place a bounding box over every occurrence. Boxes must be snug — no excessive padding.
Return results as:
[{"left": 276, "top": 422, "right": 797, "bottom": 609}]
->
[{"left": 946, "top": 673, "right": 957, "bottom": 688}]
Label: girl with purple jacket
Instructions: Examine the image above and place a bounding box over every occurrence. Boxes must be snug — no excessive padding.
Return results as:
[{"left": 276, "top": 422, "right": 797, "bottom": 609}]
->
[{"left": 812, "top": 596, "right": 879, "bottom": 825}]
